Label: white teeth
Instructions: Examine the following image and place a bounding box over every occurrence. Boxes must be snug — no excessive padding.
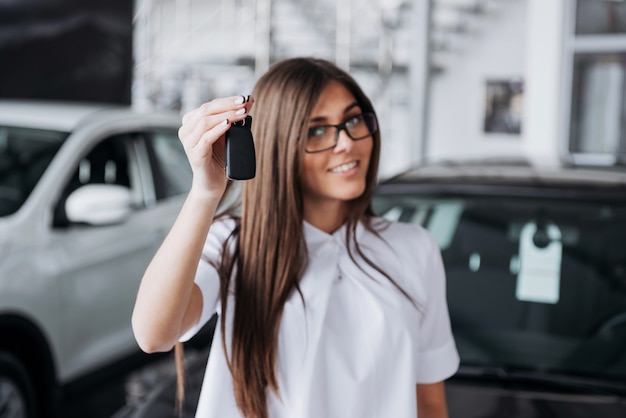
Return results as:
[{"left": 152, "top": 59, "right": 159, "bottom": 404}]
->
[{"left": 330, "top": 161, "right": 357, "bottom": 173}]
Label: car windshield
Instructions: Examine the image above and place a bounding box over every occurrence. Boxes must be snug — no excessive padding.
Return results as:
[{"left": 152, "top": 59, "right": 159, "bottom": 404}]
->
[
  {"left": 0, "top": 125, "right": 68, "bottom": 216},
  {"left": 372, "top": 192, "right": 626, "bottom": 385}
]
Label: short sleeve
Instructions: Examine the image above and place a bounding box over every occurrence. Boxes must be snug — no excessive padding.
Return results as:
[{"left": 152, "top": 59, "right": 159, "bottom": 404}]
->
[
  {"left": 415, "top": 234, "right": 460, "bottom": 384},
  {"left": 179, "top": 218, "right": 236, "bottom": 342}
]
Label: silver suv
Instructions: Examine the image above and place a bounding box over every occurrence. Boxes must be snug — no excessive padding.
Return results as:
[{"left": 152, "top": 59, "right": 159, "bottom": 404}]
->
[{"left": 0, "top": 100, "right": 192, "bottom": 417}]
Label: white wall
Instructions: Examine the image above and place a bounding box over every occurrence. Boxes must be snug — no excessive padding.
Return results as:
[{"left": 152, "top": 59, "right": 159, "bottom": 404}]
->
[
  {"left": 136, "top": 0, "right": 571, "bottom": 172},
  {"left": 426, "top": 0, "right": 528, "bottom": 162}
]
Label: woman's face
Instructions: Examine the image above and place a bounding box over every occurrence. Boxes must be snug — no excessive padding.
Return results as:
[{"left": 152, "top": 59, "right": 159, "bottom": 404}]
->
[{"left": 300, "top": 81, "right": 373, "bottom": 215}]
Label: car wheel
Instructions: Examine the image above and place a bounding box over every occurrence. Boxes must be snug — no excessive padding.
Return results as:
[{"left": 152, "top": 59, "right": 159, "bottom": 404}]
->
[{"left": 0, "top": 352, "right": 36, "bottom": 418}]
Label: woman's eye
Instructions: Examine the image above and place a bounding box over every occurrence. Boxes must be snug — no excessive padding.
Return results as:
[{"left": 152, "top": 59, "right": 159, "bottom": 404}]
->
[
  {"left": 345, "top": 115, "right": 362, "bottom": 128},
  {"left": 308, "top": 126, "right": 326, "bottom": 138}
]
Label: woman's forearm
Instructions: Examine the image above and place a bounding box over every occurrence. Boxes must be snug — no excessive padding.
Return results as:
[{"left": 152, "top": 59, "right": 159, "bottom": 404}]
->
[
  {"left": 131, "top": 188, "right": 221, "bottom": 353},
  {"left": 416, "top": 382, "right": 449, "bottom": 418}
]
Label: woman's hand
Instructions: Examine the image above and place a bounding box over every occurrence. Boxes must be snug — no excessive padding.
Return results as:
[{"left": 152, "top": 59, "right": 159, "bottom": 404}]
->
[{"left": 178, "top": 95, "right": 254, "bottom": 199}]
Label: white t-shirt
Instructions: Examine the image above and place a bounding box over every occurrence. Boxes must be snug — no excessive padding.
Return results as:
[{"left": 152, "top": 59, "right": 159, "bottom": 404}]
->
[{"left": 181, "top": 217, "right": 459, "bottom": 418}]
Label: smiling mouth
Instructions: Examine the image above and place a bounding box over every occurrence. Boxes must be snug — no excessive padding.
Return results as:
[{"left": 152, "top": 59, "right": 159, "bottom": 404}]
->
[{"left": 329, "top": 161, "right": 358, "bottom": 173}]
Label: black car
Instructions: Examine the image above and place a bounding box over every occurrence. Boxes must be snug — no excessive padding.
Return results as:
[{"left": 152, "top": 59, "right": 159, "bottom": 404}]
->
[{"left": 372, "top": 159, "right": 626, "bottom": 417}]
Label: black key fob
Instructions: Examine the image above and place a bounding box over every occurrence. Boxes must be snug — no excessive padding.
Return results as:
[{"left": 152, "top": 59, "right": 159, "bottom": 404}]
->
[{"left": 225, "top": 115, "right": 256, "bottom": 180}]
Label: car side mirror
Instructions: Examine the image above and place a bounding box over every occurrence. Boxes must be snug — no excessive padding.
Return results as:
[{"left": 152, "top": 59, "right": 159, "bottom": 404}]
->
[{"left": 65, "top": 184, "right": 132, "bottom": 226}]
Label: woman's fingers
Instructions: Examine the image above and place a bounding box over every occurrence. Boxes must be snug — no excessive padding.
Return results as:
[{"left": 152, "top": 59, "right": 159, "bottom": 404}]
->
[
  {"left": 197, "top": 118, "right": 230, "bottom": 155},
  {"left": 181, "top": 95, "right": 253, "bottom": 132},
  {"left": 184, "top": 114, "right": 229, "bottom": 150},
  {"left": 179, "top": 95, "right": 253, "bottom": 149}
]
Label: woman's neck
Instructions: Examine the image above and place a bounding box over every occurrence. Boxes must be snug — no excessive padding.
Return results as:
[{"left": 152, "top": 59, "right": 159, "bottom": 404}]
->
[{"left": 303, "top": 200, "right": 350, "bottom": 234}]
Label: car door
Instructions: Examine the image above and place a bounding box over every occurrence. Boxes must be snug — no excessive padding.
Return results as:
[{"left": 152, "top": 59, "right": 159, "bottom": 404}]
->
[{"left": 48, "top": 129, "right": 188, "bottom": 381}]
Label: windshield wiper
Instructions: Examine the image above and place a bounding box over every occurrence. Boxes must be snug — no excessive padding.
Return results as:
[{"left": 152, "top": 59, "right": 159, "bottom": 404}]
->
[{"left": 454, "top": 365, "right": 626, "bottom": 396}]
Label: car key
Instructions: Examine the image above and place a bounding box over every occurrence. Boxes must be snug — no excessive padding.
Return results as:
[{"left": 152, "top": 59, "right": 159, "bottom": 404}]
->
[{"left": 225, "top": 115, "right": 256, "bottom": 180}]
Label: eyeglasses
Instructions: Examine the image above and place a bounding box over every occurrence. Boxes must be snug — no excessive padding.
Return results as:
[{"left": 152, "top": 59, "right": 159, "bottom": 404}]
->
[{"left": 305, "top": 113, "right": 378, "bottom": 153}]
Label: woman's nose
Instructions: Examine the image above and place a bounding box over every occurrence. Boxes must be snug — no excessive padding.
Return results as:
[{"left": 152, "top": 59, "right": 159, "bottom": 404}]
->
[{"left": 333, "top": 129, "right": 354, "bottom": 153}]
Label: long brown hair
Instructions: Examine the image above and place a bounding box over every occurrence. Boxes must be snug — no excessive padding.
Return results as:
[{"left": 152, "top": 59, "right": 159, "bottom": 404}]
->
[
  {"left": 215, "top": 58, "right": 414, "bottom": 418},
  {"left": 176, "top": 58, "right": 414, "bottom": 418}
]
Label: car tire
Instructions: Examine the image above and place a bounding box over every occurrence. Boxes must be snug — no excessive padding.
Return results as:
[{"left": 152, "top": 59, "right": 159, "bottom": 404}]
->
[{"left": 0, "top": 351, "right": 37, "bottom": 418}]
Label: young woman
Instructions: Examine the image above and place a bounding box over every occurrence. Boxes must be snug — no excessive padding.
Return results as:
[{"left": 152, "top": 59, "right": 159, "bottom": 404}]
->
[{"left": 132, "top": 57, "right": 459, "bottom": 418}]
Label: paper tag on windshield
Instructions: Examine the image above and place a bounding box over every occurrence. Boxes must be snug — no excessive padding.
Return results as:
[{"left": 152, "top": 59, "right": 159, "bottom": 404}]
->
[{"left": 515, "top": 221, "right": 562, "bottom": 304}]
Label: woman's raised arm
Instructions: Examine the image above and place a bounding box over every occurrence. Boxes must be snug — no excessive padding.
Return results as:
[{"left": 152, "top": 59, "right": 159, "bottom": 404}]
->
[{"left": 131, "top": 96, "right": 252, "bottom": 353}]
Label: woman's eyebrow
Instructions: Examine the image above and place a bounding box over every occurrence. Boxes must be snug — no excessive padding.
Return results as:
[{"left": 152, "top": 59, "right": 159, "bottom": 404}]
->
[
  {"left": 309, "top": 102, "right": 360, "bottom": 123},
  {"left": 343, "top": 102, "right": 359, "bottom": 113}
]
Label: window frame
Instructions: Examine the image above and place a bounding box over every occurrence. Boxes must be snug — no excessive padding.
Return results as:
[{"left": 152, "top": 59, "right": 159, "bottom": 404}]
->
[{"left": 562, "top": 0, "right": 626, "bottom": 166}]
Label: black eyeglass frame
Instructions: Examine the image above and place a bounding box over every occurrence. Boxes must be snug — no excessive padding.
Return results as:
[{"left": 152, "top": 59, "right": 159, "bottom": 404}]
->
[{"left": 304, "top": 112, "right": 378, "bottom": 153}]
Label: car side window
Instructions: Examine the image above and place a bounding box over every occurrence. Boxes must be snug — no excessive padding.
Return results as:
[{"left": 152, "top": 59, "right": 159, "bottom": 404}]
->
[
  {"left": 146, "top": 131, "right": 192, "bottom": 200},
  {"left": 53, "top": 135, "right": 133, "bottom": 227},
  {"left": 0, "top": 126, "right": 67, "bottom": 217}
]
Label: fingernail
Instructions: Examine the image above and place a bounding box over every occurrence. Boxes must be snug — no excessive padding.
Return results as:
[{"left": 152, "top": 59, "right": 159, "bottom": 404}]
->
[
  {"left": 222, "top": 118, "right": 229, "bottom": 126},
  {"left": 247, "top": 95, "right": 254, "bottom": 102},
  {"left": 235, "top": 108, "right": 247, "bottom": 116},
  {"left": 234, "top": 96, "right": 245, "bottom": 105}
]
